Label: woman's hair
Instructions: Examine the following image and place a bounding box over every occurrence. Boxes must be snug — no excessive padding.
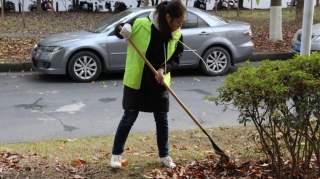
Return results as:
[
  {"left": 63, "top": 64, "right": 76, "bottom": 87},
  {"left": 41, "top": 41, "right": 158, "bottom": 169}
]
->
[{"left": 155, "top": 0, "right": 186, "bottom": 40}]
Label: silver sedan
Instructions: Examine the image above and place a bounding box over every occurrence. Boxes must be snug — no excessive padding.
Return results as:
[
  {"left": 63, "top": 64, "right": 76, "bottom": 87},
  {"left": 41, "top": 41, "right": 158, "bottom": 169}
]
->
[{"left": 32, "top": 8, "right": 253, "bottom": 82}]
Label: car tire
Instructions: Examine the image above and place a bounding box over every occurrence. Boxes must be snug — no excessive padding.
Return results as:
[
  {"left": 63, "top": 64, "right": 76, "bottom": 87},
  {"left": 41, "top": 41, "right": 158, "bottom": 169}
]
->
[
  {"left": 200, "top": 46, "right": 231, "bottom": 76},
  {"left": 68, "top": 51, "right": 102, "bottom": 82}
]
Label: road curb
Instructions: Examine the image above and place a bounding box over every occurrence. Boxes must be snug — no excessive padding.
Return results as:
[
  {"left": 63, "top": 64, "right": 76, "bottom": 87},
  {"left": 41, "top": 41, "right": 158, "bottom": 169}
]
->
[
  {"left": 0, "top": 63, "right": 32, "bottom": 72},
  {"left": 250, "top": 52, "right": 294, "bottom": 61},
  {"left": 0, "top": 52, "right": 295, "bottom": 73}
]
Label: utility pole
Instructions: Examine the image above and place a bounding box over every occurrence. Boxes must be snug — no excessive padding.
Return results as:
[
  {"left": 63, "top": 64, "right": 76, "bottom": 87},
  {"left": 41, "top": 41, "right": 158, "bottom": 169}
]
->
[
  {"left": 1, "top": 0, "right": 4, "bottom": 19},
  {"left": 269, "top": 0, "right": 283, "bottom": 41},
  {"left": 300, "top": 0, "right": 315, "bottom": 56}
]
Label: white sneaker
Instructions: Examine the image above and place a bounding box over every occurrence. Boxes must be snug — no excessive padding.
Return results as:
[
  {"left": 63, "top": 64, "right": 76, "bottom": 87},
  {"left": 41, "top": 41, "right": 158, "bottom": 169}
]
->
[
  {"left": 110, "top": 155, "right": 122, "bottom": 168},
  {"left": 160, "top": 156, "right": 176, "bottom": 168}
]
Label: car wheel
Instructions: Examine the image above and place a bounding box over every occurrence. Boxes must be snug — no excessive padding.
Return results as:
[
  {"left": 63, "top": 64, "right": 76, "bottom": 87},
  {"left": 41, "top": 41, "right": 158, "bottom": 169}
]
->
[
  {"left": 68, "top": 51, "right": 102, "bottom": 82},
  {"left": 201, "top": 46, "right": 231, "bottom": 76}
]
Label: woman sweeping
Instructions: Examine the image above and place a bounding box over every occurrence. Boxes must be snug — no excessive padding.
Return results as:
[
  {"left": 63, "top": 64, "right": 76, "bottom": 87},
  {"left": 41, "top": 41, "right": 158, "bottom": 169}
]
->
[{"left": 110, "top": 0, "right": 186, "bottom": 168}]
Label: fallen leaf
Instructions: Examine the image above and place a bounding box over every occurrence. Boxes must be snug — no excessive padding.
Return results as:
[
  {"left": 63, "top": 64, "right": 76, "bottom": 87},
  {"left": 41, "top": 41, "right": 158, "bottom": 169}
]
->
[
  {"left": 71, "top": 159, "right": 86, "bottom": 168},
  {"left": 121, "top": 159, "right": 128, "bottom": 167},
  {"left": 73, "top": 174, "right": 85, "bottom": 179}
]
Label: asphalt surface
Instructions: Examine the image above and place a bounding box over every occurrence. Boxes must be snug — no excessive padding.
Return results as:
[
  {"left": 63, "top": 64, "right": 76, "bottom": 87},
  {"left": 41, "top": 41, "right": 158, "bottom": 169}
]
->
[{"left": 0, "top": 70, "right": 240, "bottom": 144}]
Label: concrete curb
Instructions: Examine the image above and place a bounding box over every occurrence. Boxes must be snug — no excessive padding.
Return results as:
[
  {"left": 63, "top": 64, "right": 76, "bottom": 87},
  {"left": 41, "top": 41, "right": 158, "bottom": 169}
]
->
[
  {"left": 0, "top": 52, "right": 295, "bottom": 73},
  {"left": 0, "top": 63, "right": 32, "bottom": 73},
  {"left": 250, "top": 52, "right": 295, "bottom": 61}
]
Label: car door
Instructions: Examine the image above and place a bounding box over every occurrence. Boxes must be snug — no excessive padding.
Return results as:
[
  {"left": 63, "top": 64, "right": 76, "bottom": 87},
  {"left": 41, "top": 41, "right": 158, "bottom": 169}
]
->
[
  {"left": 180, "top": 11, "right": 210, "bottom": 66},
  {"left": 107, "top": 11, "right": 151, "bottom": 70}
]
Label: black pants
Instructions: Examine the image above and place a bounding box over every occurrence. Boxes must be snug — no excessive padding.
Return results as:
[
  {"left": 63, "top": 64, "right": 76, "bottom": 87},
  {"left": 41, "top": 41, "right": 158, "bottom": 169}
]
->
[{"left": 112, "top": 110, "right": 169, "bottom": 157}]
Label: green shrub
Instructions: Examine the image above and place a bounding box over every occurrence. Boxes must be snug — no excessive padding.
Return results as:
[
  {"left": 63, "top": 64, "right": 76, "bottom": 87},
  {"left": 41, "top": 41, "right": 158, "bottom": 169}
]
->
[{"left": 216, "top": 53, "right": 320, "bottom": 178}]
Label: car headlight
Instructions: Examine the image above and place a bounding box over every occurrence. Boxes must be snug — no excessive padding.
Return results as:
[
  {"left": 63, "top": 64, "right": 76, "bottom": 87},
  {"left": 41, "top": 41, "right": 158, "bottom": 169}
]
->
[{"left": 39, "top": 46, "right": 63, "bottom": 53}]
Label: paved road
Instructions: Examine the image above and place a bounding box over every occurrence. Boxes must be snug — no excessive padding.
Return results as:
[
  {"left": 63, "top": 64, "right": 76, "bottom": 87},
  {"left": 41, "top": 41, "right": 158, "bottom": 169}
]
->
[{"left": 0, "top": 71, "right": 239, "bottom": 144}]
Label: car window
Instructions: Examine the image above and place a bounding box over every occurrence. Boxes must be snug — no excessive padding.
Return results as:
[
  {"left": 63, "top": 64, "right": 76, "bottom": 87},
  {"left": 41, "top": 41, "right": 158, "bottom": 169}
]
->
[
  {"left": 108, "top": 11, "right": 151, "bottom": 36},
  {"left": 93, "top": 10, "right": 132, "bottom": 33},
  {"left": 208, "top": 15, "right": 228, "bottom": 26},
  {"left": 182, "top": 12, "right": 209, "bottom": 29},
  {"left": 137, "top": 12, "right": 150, "bottom": 18},
  {"left": 129, "top": 12, "right": 151, "bottom": 24}
]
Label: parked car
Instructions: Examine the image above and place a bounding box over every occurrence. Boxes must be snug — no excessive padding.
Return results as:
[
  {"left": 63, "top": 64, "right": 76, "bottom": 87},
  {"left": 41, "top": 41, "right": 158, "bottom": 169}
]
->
[
  {"left": 216, "top": 0, "right": 238, "bottom": 10},
  {"left": 32, "top": 7, "right": 253, "bottom": 82},
  {"left": 29, "top": 1, "right": 37, "bottom": 11},
  {"left": 79, "top": 1, "right": 93, "bottom": 11},
  {"left": 292, "top": 23, "right": 320, "bottom": 53},
  {"left": 193, "top": 0, "right": 207, "bottom": 10},
  {"left": 0, "top": 1, "right": 15, "bottom": 12},
  {"left": 41, "top": 0, "right": 54, "bottom": 11},
  {"left": 113, "top": 1, "right": 127, "bottom": 13}
]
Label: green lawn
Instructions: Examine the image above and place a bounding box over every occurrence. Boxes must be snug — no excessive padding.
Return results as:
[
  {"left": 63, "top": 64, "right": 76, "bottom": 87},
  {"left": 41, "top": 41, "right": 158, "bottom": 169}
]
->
[
  {"left": 215, "top": 7, "right": 320, "bottom": 23},
  {"left": 0, "top": 126, "right": 261, "bottom": 178}
]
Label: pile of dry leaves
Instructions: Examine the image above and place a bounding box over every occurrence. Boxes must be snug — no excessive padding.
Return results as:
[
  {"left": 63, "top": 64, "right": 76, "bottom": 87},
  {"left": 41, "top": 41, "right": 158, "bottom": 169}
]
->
[
  {"left": 0, "top": 37, "right": 38, "bottom": 63},
  {"left": 0, "top": 151, "right": 99, "bottom": 179},
  {"left": 0, "top": 151, "right": 24, "bottom": 173},
  {"left": 1, "top": 151, "right": 319, "bottom": 178},
  {"left": 252, "top": 22, "right": 299, "bottom": 53},
  {"left": 145, "top": 154, "right": 320, "bottom": 178}
]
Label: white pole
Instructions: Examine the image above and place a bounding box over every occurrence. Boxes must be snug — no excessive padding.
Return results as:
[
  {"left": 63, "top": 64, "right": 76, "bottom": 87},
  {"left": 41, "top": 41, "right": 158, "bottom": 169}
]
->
[
  {"left": 1, "top": 0, "right": 4, "bottom": 19},
  {"left": 300, "top": 0, "right": 315, "bottom": 56}
]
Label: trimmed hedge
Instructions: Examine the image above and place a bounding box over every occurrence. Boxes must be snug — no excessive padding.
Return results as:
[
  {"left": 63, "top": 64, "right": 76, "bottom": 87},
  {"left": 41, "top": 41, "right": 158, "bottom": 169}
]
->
[{"left": 216, "top": 53, "right": 320, "bottom": 178}]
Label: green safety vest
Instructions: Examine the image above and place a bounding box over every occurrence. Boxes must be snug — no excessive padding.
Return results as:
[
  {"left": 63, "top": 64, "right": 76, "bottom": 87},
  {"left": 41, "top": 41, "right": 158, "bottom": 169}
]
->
[{"left": 123, "top": 17, "right": 182, "bottom": 90}]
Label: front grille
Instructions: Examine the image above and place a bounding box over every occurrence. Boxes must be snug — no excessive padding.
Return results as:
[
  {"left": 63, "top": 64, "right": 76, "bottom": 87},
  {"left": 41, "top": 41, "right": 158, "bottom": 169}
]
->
[
  {"left": 32, "top": 58, "right": 51, "bottom": 69},
  {"left": 32, "top": 58, "right": 38, "bottom": 67},
  {"left": 39, "top": 62, "right": 51, "bottom": 68}
]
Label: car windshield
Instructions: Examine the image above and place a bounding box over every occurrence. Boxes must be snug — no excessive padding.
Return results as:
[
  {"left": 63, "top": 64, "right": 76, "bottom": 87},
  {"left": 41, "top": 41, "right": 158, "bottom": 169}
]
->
[
  {"left": 213, "top": 15, "right": 228, "bottom": 23},
  {"left": 92, "top": 10, "right": 133, "bottom": 33}
]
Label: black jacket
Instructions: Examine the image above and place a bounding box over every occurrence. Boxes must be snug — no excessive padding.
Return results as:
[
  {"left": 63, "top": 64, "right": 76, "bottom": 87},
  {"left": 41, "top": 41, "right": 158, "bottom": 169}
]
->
[{"left": 115, "top": 19, "right": 184, "bottom": 112}]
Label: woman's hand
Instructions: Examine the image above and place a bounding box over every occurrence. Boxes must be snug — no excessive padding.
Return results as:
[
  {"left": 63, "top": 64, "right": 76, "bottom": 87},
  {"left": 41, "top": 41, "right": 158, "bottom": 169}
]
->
[
  {"left": 155, "top": 68, "right": 165, "bottom": 85},
  {"left": 119, "top": 23, "right": 132, "bottom": 39}
]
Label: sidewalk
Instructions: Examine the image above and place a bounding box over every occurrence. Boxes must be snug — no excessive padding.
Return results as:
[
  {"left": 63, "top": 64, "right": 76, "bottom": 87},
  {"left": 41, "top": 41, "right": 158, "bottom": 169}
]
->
[{"left": 0, "top": 52, "right": 294, "bottom": 73}]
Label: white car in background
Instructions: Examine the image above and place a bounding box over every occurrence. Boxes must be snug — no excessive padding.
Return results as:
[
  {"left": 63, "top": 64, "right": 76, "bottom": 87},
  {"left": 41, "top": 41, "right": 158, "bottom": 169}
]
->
[{"left": 292, "top": 23, "right": 320, "bottom": 53}]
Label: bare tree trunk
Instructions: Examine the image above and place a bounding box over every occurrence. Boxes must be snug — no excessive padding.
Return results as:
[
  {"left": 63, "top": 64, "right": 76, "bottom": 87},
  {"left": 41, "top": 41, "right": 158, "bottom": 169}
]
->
[
  {"left": 215, "top": 0, "right": 217, "bottom": 13},
  {"left": 317, "top": 0, "right": 319, "bottom": 6},
  {"left": 1, "top": 0, "right": 4, "bottom": 19},
  {"left": 37, "top": 0, "right": 42, "bottom": 12},
  {"left": 19, "top": 0, "right": 26, "bottom": 28},
  {"left": 296, "top": 0, "right": 304, "bottom": 27},
  {"left": 72, "top": 0, "right": 80, "bottom": 11},
  {"left": 270, "top": 0, "right": 283, "bottom": 41},
  {"left": 238, "top": 0, "right": 243, "bottom": 8},
  {"left": 21, "top": 0, "right": 26, "bottom": 28},
  {"left": 237, "top": 0, "right": 240, "bottom": 17},
  {"left": 143, "top": 0, "right": 149, "bottom": 7}
]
